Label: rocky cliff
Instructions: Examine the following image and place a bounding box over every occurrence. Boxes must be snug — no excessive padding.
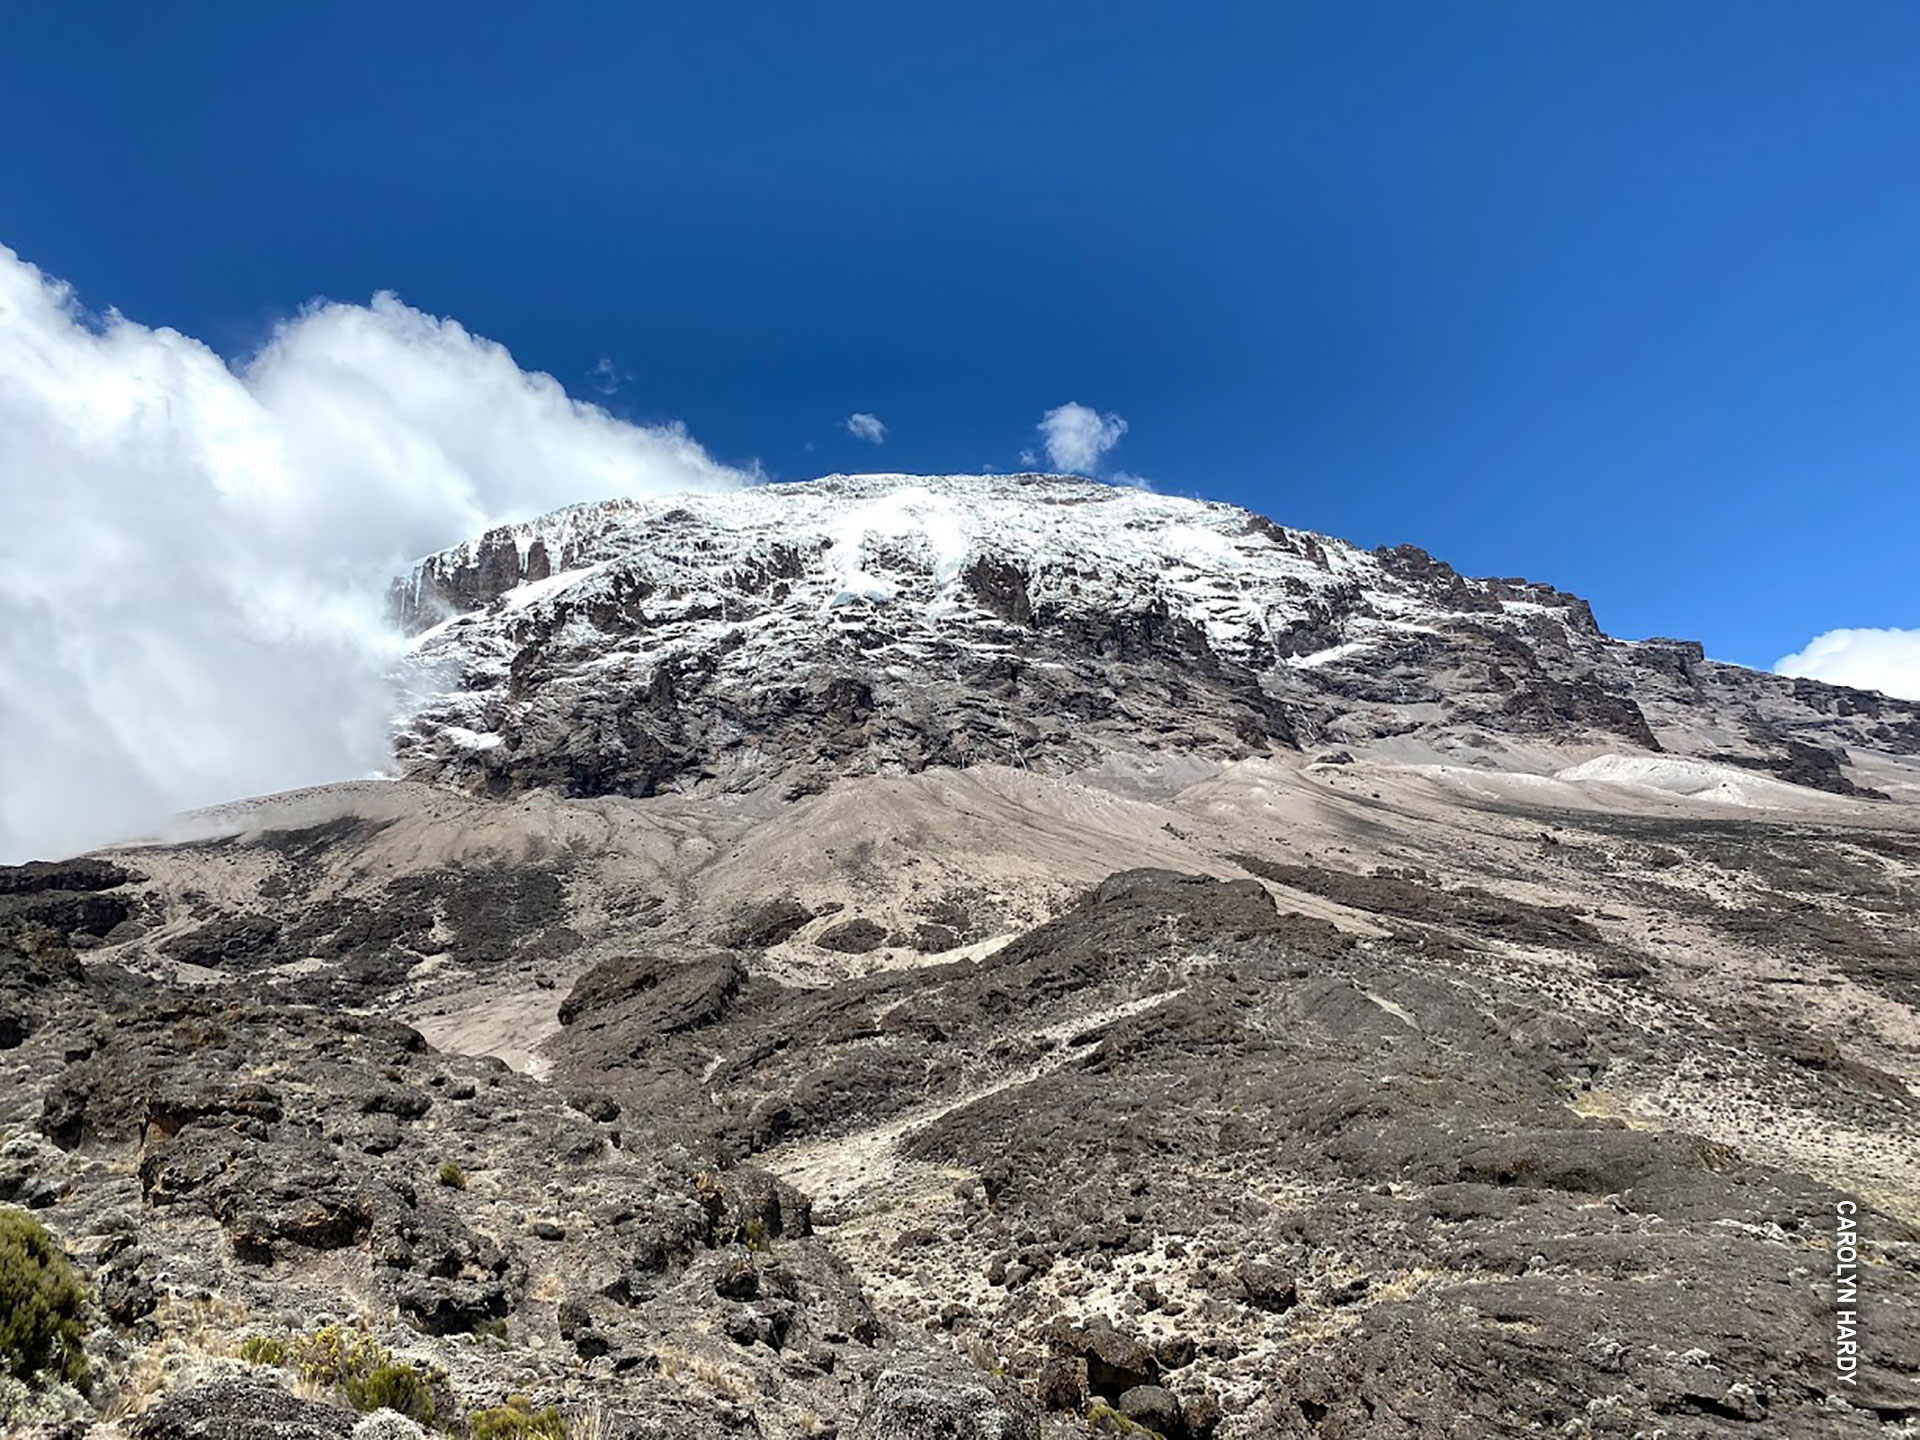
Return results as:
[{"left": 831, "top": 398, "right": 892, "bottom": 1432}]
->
[{"left": 390, "top": 475, "right": 1919, "bottom": 804}]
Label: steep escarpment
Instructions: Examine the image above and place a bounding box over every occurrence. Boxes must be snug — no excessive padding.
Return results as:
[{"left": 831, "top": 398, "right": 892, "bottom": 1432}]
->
[{"left": 391, "top": 475, "right": 1920, "bottom": 806}]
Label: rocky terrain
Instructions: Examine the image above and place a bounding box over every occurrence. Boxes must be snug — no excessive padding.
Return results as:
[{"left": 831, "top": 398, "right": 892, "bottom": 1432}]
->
[{"left": 4, "top": 474, "right": 1919, "bottom": 1439}]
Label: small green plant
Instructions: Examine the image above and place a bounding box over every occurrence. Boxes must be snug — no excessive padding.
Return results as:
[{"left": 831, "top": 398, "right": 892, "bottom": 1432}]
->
[
  {"left": 437, "top": 1161, "right": 468, "bottom": 1189},
  {"left": 0, "top": 1208, "right": 88, "bottom": 1388},
  {"left": 742, "top": 1217, "right": 774, "bottom": 1254},
  {"left": 342, "top": 1360, "right": 436, "bottom": 1427},
  {"left": 237, "top": 1334, "right": 288, "bottom": 1367},
  {"left": 1086, "top": 1402, "right": 1154, "bottom": 1436},
  {"left": 473, "top": 1317, "right": 510, "bottom": 1341},
  {"left": 292, "top": 1323, "right": 385, "bottom": 1389},
  {"left": 468, "top": 1394, "right": 566, "bottom": 1440},
  {"left": 288, "top": 1324, "right": 436, "bottom": 1426}
]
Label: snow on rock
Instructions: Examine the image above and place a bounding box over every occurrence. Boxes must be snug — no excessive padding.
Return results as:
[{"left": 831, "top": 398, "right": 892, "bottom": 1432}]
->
[
  {"left": 440, "top": 726, "right": 505, "bottom": 751},
  {"left": 384, "top": 473, "right": 1920, "bottom": 804}
]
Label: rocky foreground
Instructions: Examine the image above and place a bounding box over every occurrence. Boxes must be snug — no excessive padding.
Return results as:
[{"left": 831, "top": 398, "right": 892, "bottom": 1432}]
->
[
  {"left": 3, "top": 475, "right": 1919, "bottom": 1438},
  {"left": 6, "top": 757, "right": 1919, "bottom": 1439}
]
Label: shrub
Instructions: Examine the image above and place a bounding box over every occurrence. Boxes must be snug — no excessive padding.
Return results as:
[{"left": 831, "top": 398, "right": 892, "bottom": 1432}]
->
[
  {"left": 289, "top": 1324, "right": 435, "bottom": 1426},
  {"left": 342, "top": 1360, "right": 436, "bottom": 1427},
  {"left": 0, "top": 1208, "right": 87, "bottom": 1388},
  {"left": 292, "top": 1323, "right": 385, "bottom": 1390},
  {"left": 436, "top": 1161, "right": 468, "bottom": 1190},
  {"left": 237, "top": 1335, "right": 287, "bottom": 1367},
  {"left": 468, "top": 1394, "right": 566, "bottom": 1440},
  {"left": 742, "top": 1217, "right": 774, "bottom": 1254},
  {"left": 0, "top": 1373, "right": 90, "bottom": 1429}
]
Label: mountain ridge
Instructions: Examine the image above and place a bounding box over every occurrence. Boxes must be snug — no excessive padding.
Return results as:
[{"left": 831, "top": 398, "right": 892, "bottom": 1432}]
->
[{"left": 386, "top": 473, "right": 1919, "bottom": 809}]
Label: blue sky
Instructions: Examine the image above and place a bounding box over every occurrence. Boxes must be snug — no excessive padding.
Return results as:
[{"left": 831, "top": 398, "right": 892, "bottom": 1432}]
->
[{"left": 2, "top": 1, "right": 1917, "bottom": 674}]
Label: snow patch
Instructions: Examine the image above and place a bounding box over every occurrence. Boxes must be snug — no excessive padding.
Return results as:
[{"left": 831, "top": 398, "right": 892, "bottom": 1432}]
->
[
  {"left": 1556, "top": 754, "right": 1832, "bottom": 809},
  {"left": 503, "top": 563, "right": 606, "bottom": 610},
  {"left": 441, "top": 726, "right": 504, "bottom": 751},
  {"left": 1287, "top": 641, "right": 1373, "bottom": 669},
  {"left": 818, "top": 486, "right": 983, "bottom": 609}
]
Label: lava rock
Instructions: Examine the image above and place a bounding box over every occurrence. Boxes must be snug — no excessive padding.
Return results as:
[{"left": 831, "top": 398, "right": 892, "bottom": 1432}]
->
[
  {"left": 1033, "top": 1356, "right": 1088, "bottom": 1413},
  {"left": 395, "top": 1275, "right": 512, "bottom": 1335},
  {"left": 852, "top": 1364, "right": 1039, "bottom": 1440},
  {"left": 1077, "top": 1317, "right": 1157, "bottom": 1398},
  {"left": 1117, "top": 1385, "right": 1187, "bottom": 1439},
  {"left": 716, "top": 898, "right": 815, "bottom": 950},
  {"left": 816, "top": 919, "right": 889, "bottom": 954},
  {"left": 1229, "top": 1260, "right": 1298, "bottom": 1314},
  {"left": 130, "top": 1370, "right": 356, "bottom": 1439}
]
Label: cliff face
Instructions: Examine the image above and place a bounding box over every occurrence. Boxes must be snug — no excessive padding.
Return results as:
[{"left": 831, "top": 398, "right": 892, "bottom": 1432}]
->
[{"left": 389, "top": 473, "right": 1920, "bottom": 803}]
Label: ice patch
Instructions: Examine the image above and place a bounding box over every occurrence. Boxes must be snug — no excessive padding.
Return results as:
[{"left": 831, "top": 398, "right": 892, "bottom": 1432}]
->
[
  {"left": 441, "top": 726, "right": 503, "bottom": 750},
  {"left": 827, "top": 572, "right": 899, "bottom": 608},
  {"left": 1287, "top": 641, "right": 1372, "bottom": 669},
  {"left": 1159, "top": 523, "right": 1241, "bottom": 566},
  {"left": 820, "top": 485, "right": 978, "bottom": 609},
  {"left": 503, "top": 563, "right": 605, "bottom": 610}
]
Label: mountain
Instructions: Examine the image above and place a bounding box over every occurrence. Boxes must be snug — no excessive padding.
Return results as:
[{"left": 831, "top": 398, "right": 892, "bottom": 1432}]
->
[
  {"left": 3, "top": 474, "right": 1918, "bottom": 1440},
  {"left": 390, "top": 474, "right": 1917, "bottom": 804}
]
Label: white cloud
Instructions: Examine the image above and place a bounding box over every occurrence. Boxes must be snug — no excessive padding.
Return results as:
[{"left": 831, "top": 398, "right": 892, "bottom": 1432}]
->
[
  {"left": 0, "top": 244, "right": 747, "bottom": 862},
  {"left": 1038, "top": 401, "right": 1127, "bottom": 474},
  {"left": 1775, "top": 628, "right": 1920, "bottom": 702},
  {"left": 844, "top": 412, "right": 887, "bottom": 444},
  {"left": 589, "top": 355, "right": 628, "bottom": 395}
]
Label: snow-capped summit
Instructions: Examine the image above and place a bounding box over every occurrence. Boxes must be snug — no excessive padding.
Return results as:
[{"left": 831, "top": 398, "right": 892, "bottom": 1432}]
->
[{"left": 391, "top": 473, "right": 1918, "bottom": 801}]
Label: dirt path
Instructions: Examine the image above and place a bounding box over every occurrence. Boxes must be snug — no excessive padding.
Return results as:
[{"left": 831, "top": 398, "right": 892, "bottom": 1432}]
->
[{"left": 766, "top": 987, "right": 1187, "bottom": 1211}]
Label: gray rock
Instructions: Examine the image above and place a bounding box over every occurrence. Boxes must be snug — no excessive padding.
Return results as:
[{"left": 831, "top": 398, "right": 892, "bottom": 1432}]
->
[
  {"left": 130, "top": 1371, "right": 355, "bottom": 1440},
  {"left": 1077, "top": 1317, "right": 1157, "bottom": 1398},
  {"left": 715, "top": 898, "right": 814, "bottom": 950},
  {"left": 1117, "top": 1385, "right": 1186, "bottom": 1439},
  {"left": 852, "top": 1365, "right": 1039, "bottom": 1440},
  {"left": 816, "top": 919, "right": 889, "bottom": 954},
  {"left": 350, "top": 1412, "right": 427, "bottom": 1440},
  {"left": 1032, "top": 1356, "right": 1087, "bottom": 1413}
]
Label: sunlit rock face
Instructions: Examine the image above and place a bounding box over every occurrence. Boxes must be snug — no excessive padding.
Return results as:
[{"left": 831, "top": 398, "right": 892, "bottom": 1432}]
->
[{"left": 392, "top": 472, "right": 1918, "bottom": 802}]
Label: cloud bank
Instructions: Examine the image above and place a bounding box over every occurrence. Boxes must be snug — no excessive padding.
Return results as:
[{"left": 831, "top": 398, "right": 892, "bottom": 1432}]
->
[
  {"left": 1775, "top": 628, "right": 1920, "bottom": 702},
  {"left": 844, "top": 412, "right": 887, "bottom": 444},
  {"left": 0, "top": 244, "right": 746, "bottom": 862},
  {"left": 1038, "top": 401, "right": 1127, "bottom": 474}
]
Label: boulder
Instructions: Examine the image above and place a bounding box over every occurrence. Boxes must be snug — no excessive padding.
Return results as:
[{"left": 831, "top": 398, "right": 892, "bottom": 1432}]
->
[
  {"left": 1117, "top": 1385, "right": 1187, "bottom": 1439},
  {"left": 715, "top": 898, "right": 815, "bottom": 950},
  {"left": 853, "top": 1364, "right": 1039, "bottom": 1440},
  {"left": 817, "top": 919, "right": 889, "bottom": 954},
  {"left": 130, "top": 1370, "right": 355, "bottom": 1440},
  {"left": 1033, "top": 1355, "right": 1087, "bottom": 1412},
  {"left": 559, "top": 952, "right": 744, "bottom": 1036},
  {"left": 1229, "top": 1260, "right": 1297, "bottom": 1314},
  {"left": 1079, "top": 1317, "right": 1157, "bottom": 1398}
]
